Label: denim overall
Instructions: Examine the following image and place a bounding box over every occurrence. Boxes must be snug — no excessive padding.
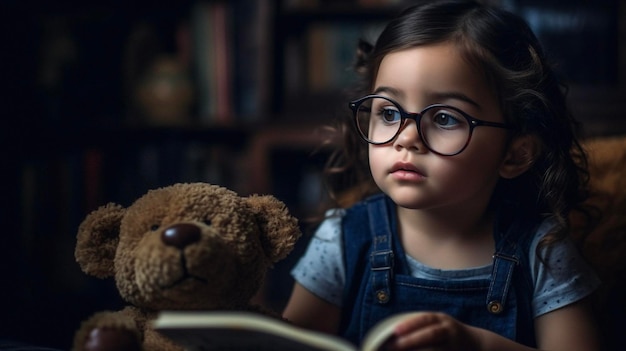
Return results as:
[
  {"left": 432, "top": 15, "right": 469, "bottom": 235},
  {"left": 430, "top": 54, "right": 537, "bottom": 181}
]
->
[{"left": 339, "top": 194, "right": 538, "bottom": 347}]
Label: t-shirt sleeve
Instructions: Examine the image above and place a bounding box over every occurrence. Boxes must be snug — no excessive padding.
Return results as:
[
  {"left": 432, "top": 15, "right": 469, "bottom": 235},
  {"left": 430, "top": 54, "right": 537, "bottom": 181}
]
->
[
  {"left": 290, "top": 209, "right": 346, "bottom": 307},
  {"left": 530, "top": 219, "right": 601, "bottom": 318}
]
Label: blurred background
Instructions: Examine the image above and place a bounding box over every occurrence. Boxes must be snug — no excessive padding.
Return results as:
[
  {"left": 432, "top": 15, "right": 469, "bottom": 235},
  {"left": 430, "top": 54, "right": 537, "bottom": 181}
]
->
[{"left": 2, "top": 0, "right": 625, "bottom": 349}]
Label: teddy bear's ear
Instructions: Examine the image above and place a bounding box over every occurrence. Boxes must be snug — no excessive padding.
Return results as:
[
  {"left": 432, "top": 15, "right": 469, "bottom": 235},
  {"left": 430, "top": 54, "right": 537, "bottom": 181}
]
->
[
  {"left": 75, "top": 203, "right": 125, "bottom": 278},
  {"left": 246, "top": 195, "right": 301, "bottom": 263}
]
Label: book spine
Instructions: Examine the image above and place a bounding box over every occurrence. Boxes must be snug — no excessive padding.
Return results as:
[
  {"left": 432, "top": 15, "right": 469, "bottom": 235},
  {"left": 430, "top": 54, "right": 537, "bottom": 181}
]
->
[
  {"left": 192, "top": 1, "right": 214, "bottom": 123},
  {"left": 212, "top": 2, "right": 233, "bottom": 124},
  {"left": 232, "top": 0, "right": 271, "bottom": 121}
]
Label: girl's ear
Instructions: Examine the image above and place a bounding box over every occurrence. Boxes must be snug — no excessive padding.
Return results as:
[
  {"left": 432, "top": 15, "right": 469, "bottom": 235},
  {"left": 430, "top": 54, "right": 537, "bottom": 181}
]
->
[{"left": 499, "top": 134, "right": 541, "bottom": 179}]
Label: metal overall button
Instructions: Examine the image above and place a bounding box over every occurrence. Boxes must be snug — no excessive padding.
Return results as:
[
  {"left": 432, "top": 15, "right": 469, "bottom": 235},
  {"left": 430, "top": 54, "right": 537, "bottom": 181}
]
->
[
  {"left": 376, "top": 290, "right": 390, "bottom": 303},
  {"left": 487, "top": 300, "right": 503, "bottom": 314}
]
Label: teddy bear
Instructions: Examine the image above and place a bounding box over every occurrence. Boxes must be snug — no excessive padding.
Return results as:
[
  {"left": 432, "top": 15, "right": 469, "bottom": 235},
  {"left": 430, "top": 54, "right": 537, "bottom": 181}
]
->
[{"left": 72, "top": 182, "right": 302, "bottom": 351}]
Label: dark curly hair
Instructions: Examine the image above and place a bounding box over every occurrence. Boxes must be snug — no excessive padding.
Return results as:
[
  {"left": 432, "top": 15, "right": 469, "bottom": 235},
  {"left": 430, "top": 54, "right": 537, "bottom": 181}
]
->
[{"left": 318, "top": 0, "right": 590, "bottom": 244}]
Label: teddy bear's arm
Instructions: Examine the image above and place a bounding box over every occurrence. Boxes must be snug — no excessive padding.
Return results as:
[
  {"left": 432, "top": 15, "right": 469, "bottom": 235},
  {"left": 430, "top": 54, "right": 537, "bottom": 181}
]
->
[{"left": 72, "top": 310, "right": 141, "bottom": 351}]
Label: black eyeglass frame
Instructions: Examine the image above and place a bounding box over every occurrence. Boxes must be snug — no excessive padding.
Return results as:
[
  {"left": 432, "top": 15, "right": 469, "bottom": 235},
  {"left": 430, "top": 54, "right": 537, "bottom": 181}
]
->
[{"left": 349, "top": 94, "right": 514, "bottom": 156}]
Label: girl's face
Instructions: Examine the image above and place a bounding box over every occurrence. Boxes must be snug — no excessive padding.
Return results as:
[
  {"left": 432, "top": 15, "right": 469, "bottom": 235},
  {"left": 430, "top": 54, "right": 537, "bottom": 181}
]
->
[{"left": 369, "top": 42, "right": 509, "bottom": 212}]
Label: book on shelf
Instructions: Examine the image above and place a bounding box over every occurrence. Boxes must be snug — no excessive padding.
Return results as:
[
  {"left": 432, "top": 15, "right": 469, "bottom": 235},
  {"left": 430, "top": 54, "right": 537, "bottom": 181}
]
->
[
  {"left": 231, "top": 0, "right": 271, "bottom": 121},
  {"left": 191, "top": 0, "right": 270, "bottom": 124},
  {"left": 191, "top": 1, "right": 233, "bottom": 125},
  {"left": 305, "top": 22, "right": 385, "bottom": 93},
  {"left": 153, "top": 310, "right": 421, "bottom": 351}
]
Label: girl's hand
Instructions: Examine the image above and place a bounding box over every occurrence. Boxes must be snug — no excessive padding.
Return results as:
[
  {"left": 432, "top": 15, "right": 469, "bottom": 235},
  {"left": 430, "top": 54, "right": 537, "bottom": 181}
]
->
[{"left": 384, "top": 312, "right": 481, "bottom": 351}]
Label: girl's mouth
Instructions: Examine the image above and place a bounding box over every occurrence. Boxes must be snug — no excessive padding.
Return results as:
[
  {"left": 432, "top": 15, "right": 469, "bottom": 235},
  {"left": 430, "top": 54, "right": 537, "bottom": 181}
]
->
[{"left": 390, "top": 162, "right": 426, "bottom": 181}]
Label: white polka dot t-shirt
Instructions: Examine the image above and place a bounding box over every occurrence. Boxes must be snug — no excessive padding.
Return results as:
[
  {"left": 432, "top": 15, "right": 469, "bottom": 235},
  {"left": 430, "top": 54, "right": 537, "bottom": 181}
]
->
[{"left": 291, "top": 209, "right": 601, "bottom": 318}]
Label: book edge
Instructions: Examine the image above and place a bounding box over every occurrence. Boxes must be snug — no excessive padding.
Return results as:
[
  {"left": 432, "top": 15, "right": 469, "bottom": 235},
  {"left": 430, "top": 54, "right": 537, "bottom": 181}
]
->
[{"left": 153, "top": 311, "right": 356, "bottom": 351}]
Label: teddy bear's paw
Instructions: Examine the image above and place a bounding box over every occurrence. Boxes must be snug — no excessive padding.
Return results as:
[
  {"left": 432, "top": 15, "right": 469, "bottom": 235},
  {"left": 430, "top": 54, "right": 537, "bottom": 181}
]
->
[{"left": 82, "top": 327, "right": 142, "bottom": 351}]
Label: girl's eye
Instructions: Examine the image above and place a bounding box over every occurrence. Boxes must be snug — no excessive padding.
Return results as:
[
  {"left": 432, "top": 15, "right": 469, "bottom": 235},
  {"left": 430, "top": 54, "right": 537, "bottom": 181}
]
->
[
  {"left": 378, "top": 108, "right": 402, "bottom": 124},
  {"left": 432, "top": 110, "right": 463, "bottom": 128}
]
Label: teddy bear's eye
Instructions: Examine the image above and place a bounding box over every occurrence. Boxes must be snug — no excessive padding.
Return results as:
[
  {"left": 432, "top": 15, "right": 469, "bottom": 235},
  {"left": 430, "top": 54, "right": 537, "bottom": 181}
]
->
[
  {"left": 203, "top": 219, "right": 212, "bottom": 226},
  {"left": 150, "top": 224, "right": 160, "bottom": 231}
]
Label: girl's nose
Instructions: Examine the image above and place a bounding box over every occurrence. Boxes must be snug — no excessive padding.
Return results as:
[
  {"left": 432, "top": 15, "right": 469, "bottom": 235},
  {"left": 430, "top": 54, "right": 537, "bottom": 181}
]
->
[{"left": 393, "top": 119, "right": 427, "bottom": 152}]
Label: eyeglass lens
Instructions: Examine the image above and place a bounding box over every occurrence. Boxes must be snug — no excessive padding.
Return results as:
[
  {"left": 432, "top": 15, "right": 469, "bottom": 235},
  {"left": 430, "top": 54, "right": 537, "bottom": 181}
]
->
[{"left": 354, "top": 96, "right": 470, "bottom": 155}]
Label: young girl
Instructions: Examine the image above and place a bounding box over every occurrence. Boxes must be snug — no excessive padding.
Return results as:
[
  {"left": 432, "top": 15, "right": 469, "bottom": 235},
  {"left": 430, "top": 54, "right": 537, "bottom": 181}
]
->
[{"left": 283, "top": 1, "right": 601, "bottom": 350}]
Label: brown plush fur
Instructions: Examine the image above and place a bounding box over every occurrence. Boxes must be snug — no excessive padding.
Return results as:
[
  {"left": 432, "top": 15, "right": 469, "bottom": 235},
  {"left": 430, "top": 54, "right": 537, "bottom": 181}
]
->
[
  {"left": 72, "top": 183, "right": 301, "bottom": 351},
  {"left": 572, "top": 136, "right": 626, "bottom": 310}
]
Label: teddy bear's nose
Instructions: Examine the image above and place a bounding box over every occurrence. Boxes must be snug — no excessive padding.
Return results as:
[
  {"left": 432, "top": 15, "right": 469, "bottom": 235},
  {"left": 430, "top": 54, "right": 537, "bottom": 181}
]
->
[{"left": 162, "top": 223, "right": 201, "bottom": 249}]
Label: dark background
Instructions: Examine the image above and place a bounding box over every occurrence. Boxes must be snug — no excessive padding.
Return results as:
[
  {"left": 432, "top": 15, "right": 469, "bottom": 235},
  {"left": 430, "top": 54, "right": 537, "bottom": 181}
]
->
[{"left": 2, "top": 0, "right": 624, "bottom": 349}]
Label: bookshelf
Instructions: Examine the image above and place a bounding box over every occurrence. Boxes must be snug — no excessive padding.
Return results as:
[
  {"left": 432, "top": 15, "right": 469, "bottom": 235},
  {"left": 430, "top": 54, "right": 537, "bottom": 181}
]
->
[
  {"left": 272, "top": 1, "right": 403, "bottom": 120},
  {"left": 3, "top": 0, "right": 625, "bottom": 349},
  {"left": 2, "top": 1, "right": 267, "bottom": 349}
]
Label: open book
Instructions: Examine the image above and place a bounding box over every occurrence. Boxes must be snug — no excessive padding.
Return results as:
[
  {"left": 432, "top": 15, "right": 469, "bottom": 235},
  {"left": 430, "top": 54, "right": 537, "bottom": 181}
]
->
[{"left": 153, "top": 310, "right": 418, "bottom": 351}]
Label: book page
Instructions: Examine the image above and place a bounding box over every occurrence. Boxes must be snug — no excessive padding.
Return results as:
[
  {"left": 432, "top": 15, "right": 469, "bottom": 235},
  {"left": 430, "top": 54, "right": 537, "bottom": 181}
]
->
[
  {"left": 361, "top": 312, "right": 426, "bottom": 351},
  {"left": 153, "top": 311, "right": 356, "bottom": 351}
]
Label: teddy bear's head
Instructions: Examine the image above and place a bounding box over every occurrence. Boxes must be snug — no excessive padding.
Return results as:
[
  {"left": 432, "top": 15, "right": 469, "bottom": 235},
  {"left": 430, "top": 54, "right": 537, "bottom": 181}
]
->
[{"left": 75, "top": 183, "right": 301, "bottom": 311}]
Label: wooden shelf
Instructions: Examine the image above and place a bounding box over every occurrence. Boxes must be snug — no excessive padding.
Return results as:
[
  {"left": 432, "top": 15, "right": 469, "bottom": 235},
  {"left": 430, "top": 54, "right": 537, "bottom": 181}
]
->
[
  {"left": 9, "top": 124, "right": 251, "bottom": 158},
  {"left": 279, "top": 6, "right": 402, "bottom": 23}
]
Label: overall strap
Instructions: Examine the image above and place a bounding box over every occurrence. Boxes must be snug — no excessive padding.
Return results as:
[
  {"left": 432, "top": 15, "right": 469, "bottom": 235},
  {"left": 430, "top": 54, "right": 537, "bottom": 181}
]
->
[
  {"left": 368, "top": 198, "right": 394, "bottom": 304},
  {"left": 486, "top": 198, "right": 536, "bottom": 315},
  {"left": 486, "top": 245, "right": 519, "bottom": 314}
]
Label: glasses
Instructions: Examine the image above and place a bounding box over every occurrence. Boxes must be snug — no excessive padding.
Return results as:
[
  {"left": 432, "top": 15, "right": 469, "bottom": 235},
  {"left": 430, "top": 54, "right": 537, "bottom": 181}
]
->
[{"left": 349, "top": 95, "right": 513, "bottom": 156}]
